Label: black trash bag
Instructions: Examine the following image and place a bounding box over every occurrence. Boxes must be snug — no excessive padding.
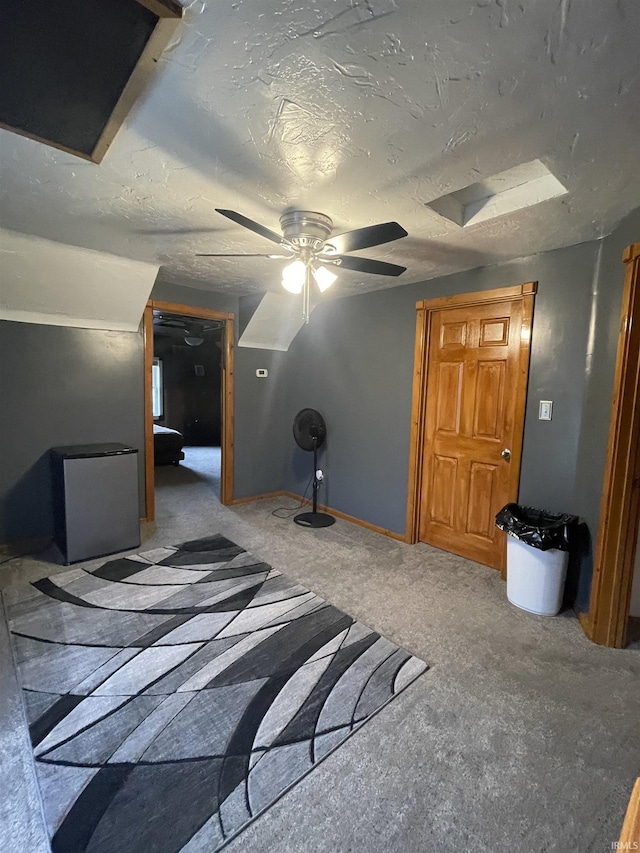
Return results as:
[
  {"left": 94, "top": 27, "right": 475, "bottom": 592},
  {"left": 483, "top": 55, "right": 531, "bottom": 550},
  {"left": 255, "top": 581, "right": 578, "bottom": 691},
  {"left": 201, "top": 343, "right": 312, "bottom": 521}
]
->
[{"left": 495, "top": 503, "right": 578, "bottom": 552}]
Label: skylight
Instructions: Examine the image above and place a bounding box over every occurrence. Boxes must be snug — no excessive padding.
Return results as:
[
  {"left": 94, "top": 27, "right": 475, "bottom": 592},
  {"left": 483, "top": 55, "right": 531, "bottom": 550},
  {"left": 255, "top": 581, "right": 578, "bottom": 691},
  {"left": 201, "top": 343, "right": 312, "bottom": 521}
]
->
[{"left": 425, "top": 160, "right": 568, "bottom": 228}]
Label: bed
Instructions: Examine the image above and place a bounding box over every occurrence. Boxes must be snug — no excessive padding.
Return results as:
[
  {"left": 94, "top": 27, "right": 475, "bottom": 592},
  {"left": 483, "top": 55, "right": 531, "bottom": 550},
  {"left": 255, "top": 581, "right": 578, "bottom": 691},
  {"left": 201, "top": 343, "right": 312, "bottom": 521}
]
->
[{"left": 153, "top": 424, "right": 185, "bottom": 466}]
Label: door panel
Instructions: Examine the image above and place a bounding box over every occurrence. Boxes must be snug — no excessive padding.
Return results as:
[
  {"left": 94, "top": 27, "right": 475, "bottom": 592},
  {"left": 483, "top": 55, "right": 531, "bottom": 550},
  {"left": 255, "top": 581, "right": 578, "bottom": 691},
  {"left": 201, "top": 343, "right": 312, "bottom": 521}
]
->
[
  {"left": 430, "top": 455, "right": 457, "bottom": 527},
  {"left": 441, "top": 320, "right": 468, "bottom": 348},
  {"left": 465, "top": 462, "right": 498, "bottom": 537},
  {"left": 479, "top": 316, "right": 510, "bottom": 346},
  {"left": 436, "top": 362, "right": 463, "bottom": 433},
  {"left": 473, "top": 360, "right": 506, "bottom": 439},
  {"left": 418, "top": 298, "right": 527, "bottom": 569}
]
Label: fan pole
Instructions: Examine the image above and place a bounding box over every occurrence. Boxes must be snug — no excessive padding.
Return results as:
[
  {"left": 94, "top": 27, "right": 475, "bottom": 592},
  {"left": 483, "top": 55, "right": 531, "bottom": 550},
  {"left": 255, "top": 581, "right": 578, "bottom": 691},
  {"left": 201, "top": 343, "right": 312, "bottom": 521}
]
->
[
  {"left": 294, "top": 436, "right": 335, "bottom": 528},
  {"left": 311, "top": 440, "right": 319, "bottom": 513},
  {"left": 302, "top": 262, "right": 311, "bottom": 324}
]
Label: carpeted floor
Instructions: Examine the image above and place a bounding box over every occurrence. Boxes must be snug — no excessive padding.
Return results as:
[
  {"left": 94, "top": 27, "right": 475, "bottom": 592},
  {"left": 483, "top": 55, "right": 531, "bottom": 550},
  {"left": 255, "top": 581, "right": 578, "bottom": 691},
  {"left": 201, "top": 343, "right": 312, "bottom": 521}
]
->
[
  {"left": 6, "top": 534, "right": 426, "bottom": 853},
  {"left": 163, "top": 446, "right": 221, "bottom": 495},
  {"left": 1, "top": 473, "right": 639, "bottom": 853}
]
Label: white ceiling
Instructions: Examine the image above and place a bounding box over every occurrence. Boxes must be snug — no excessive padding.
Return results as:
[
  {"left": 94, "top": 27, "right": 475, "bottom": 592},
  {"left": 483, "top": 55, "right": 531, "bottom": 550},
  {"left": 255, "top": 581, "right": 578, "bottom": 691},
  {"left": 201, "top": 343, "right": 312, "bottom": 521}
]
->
[{"left": 1, "top": 0, "right": 639, "bottom": 301}]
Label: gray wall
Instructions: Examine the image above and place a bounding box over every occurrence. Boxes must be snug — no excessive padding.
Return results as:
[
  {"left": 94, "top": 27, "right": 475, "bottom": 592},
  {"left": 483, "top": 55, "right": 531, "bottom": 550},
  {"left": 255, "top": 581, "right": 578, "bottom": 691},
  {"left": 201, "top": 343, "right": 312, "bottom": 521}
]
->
[
  {"left": 233, "top": 345, "right": 290, "bottom": 497},
  {"left": 273, "top": 212, "right": 639, "bottom": 610},
  {"left": 282, "top": 285, "right": 420, "bottom": 530},
  {"left": 0, "top": 321, "right": 145, "bottom": 543},
  {"left": 573, "top": 206, "right": 640, "bottom": 609},
  {"left": 0, "top": 281, "right": 292, "bottom": 545},
  {"left": 0, "top": 283, "right": 240, "bottom": 546},
  {"left": 281, "top": 241, "right": 601, "bottom": 533},
  {"left": 3, "top": 207, "right": 638, "bottom": 616}
]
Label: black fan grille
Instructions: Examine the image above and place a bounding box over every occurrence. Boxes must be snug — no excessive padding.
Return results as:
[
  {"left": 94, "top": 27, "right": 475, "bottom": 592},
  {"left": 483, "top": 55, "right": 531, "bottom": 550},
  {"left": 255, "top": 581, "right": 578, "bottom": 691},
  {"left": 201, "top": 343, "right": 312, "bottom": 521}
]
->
[{"left": 293, "top": 409, "right": 326, "bottom": 452}]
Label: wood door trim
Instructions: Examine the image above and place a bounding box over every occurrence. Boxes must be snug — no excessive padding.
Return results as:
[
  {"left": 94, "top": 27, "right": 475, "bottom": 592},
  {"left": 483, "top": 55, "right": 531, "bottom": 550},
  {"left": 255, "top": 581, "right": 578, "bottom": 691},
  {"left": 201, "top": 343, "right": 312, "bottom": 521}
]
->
[
  {"left": 92, "top": 16, "right": 181, "bottom": 163},
  {"left": 406, "top": 283, "right": 537, "bottom": 551},
  {"left": 405, "top": 307, "right": 429, "bottom": 542},
  {"left": 589, "top": 241, "right": 640, "bottom": 647},
  {"left": 150, "top": 300, "right": 234, "bottom": 321},
  {"left": 416, "top": 282, "right": 536, "bottom": 313},
  {"left": 143, "top": 299, "right": 235, "bottom": 522},
  {"left": 142, "top": 305, "right": 155, "bottom": 523},
  {"left": 134, "top": 0, "right": 183, "bottom": 17},
  {"left": 619, "top": 779, "right": 640, "bottom": 847},
  {"left": 221, "top": 317, "right": 235, "bottom": 506}
]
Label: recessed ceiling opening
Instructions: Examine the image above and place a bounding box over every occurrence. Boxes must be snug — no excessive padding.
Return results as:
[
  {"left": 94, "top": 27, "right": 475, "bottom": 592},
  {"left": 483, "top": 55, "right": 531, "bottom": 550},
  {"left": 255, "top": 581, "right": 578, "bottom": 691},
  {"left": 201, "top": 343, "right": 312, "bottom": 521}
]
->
[
  {"left": 425, "top": 160, "right": 568, "bottom": 228},
  {"left": 0, "top": 0, "right": 182, "bottom": 163}
]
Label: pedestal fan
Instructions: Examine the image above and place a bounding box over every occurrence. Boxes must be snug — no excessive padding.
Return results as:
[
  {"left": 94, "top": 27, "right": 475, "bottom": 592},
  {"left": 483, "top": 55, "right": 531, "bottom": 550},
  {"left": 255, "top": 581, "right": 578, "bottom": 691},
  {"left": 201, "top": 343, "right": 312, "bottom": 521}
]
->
[{"left": 292, "top": 408, "right": 335, "bottom": 528}]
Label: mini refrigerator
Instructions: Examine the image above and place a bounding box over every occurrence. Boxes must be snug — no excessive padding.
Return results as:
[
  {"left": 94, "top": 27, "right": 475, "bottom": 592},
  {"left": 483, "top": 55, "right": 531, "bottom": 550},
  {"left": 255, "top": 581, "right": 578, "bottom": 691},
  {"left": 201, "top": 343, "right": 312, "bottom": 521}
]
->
[{"left": 51, "top": 443, "right": 140, "bottom": 564}]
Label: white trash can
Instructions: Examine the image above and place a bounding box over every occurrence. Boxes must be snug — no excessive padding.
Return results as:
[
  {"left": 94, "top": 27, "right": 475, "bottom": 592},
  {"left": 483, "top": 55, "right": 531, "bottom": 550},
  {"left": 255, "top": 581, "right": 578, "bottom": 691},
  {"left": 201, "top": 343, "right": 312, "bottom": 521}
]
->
[{"left": 506, "top": 536, "right": 569, "bottom": 616}]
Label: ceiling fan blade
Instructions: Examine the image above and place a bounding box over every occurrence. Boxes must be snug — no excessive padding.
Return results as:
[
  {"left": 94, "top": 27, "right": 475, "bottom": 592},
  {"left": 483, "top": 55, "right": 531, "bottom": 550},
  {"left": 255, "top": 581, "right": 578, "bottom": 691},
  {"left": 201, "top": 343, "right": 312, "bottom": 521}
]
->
[
  {"left": 215, "top": 209, "right": 285, "bottom": 246},
  {"left": 195, "top": 253, "right": 291, "bottom": 258},
  {"left": 328, "top": 222, "right": 408, "bottom": 254},
  {"left": 336, "top": 254, "right": 406, "bottom": 276},
  {"left": 155, "top": 319, "right": 186, "bottom": 328}
]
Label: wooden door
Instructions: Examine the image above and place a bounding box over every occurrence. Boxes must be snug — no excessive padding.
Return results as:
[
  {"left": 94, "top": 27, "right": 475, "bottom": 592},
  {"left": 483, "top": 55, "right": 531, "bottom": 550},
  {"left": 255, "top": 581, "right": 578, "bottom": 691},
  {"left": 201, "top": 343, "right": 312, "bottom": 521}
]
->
[{"left": 418, "top": 298, "right": 529, "bottom": 569}]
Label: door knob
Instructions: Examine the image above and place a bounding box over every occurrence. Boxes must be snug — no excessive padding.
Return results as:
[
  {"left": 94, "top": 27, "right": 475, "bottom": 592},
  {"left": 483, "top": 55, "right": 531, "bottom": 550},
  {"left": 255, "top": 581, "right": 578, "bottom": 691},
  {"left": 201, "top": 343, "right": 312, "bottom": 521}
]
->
[{"left": 501, "top": 448, "right": 511, "bottom": 461}]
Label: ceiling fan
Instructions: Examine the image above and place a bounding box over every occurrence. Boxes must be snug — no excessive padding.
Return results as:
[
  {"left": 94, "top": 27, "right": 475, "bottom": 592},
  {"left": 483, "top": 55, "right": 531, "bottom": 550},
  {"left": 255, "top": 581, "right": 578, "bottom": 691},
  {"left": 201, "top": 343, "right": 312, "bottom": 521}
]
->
[
  {"left": 153, "top": 312, "right": 224, "bottom": 347},
  {"left": 197, "top": 209, "right": 408, "bottom": 322}
]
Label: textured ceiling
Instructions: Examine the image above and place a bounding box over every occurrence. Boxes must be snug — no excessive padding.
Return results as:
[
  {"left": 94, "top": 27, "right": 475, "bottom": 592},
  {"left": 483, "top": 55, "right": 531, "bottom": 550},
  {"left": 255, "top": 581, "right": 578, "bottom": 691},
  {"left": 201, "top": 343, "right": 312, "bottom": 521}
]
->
[{"left": 1, "top": 0, "right": 639, "bottom": 301}]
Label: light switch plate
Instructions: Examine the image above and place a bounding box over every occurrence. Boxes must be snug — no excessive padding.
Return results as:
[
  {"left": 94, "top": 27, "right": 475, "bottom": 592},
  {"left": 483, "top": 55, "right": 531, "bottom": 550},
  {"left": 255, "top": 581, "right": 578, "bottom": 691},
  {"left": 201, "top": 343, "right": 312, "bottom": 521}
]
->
[
  {"left": 539, "top": 400, "right": 553, "bottom": 421},
  {"left": 256, "top": 368, "right": 268, "bottom": 378}
]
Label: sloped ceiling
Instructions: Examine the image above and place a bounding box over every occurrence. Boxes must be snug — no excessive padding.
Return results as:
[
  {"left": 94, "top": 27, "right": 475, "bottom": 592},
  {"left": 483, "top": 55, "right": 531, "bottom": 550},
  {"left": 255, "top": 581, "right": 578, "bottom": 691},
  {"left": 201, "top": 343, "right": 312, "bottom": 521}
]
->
[
  {"left": 0, "top": 229, "right": 159, "bottom": 331},
  {"left": 1, "top": 0, "right": 639, "bottom": 304}
]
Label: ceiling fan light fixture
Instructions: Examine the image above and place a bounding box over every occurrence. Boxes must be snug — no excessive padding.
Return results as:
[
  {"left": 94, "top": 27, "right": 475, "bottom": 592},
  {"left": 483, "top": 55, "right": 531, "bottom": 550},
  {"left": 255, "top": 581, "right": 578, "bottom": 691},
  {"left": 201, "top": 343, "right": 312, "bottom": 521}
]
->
[
  {"left": 184, "top": 335, "right": 204, "bottom": 346},
  {"left": 312, "top": 264, "right": 337, "bottom": 292},
  {"left": 207, "top": 209, "right": 408, "bottom": 322},
  {"left": 281, "top": 259, "right": 306, "bottom": 294}
]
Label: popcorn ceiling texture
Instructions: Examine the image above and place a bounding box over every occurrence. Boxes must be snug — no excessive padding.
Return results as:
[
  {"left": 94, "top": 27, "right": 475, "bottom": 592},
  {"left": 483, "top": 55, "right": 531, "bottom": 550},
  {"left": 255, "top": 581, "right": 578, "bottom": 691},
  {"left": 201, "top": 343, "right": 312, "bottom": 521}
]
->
[{"left": 0, "top": 0, "right": 639, "bottom": 301}]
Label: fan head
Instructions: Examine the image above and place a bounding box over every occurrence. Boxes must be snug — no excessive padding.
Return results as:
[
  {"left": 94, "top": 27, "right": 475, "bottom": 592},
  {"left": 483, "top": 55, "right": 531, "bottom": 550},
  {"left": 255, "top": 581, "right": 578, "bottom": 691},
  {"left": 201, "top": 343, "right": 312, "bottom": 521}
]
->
[
  {"left": 279, "top": 211, "right": 333, "bottom": 250},
  {"left": 197, "top": 209, "right": 408, "bottom": 323},
  {"left": 293, "top": 408, "right": 327, "bottom": 452}
]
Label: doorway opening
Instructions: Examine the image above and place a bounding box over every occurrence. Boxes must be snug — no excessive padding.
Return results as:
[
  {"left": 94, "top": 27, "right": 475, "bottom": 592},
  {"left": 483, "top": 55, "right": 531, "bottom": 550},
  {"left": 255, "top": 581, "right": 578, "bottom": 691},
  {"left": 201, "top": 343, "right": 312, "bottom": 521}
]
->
[{"left": 143, "top": 300, "right": 234, "bottom": 522}]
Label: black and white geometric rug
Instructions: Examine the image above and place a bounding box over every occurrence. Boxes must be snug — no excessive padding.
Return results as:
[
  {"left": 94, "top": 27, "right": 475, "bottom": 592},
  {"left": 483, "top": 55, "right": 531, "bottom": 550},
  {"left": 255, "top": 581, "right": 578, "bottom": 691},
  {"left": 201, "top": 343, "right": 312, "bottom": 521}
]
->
[{"left": 6, "top": 534, "right": 428, "bottom": 853}]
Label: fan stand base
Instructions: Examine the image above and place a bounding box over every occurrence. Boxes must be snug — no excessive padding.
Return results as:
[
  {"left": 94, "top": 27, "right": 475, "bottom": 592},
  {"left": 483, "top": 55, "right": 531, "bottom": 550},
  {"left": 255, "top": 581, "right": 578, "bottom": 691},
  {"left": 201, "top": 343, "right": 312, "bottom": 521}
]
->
[{"left": 293, "top": 511, "right": 335, "bottom": 528}]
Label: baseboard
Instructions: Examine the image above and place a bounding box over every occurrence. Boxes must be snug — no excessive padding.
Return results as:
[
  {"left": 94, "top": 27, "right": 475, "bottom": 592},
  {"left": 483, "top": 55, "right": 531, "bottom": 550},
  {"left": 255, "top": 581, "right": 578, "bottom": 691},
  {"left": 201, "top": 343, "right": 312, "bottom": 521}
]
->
[
  {"left": 229, "top": 490, "right": 406, "bottom": 542},
  {"left": 229, "top": 491, "right": 288, "bottom": 506},
  {"left": 577, "top": 607, "right": 594, "bottom": 639},
  {"left": 275, "top": 491, "right": 406, "bottom": 542}
]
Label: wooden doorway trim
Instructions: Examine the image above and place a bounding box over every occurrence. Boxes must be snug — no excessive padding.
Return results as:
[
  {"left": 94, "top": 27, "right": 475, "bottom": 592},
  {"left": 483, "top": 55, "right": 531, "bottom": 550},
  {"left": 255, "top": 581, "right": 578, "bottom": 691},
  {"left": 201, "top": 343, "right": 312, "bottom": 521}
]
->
[
  {"left": 589, "top": 241, "right": 640, "bottom": 647},
  {"left": 143, "top": 299, "right": 235, "bottom": 522},
  {"left": 405, "top": 282, "right": 537, "bottom": 558}
]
